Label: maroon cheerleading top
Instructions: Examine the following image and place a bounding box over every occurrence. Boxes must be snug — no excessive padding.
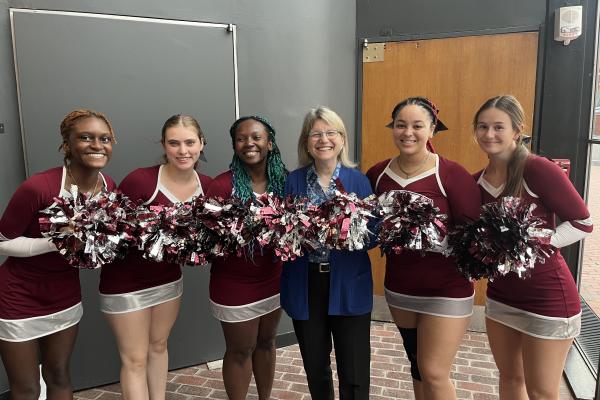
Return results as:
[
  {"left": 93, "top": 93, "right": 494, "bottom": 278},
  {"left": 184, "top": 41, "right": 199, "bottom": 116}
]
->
[
  {"left": 99, "top": 165, "right": 212, "bottom": 294},
  {"left": 476, "top": 155, "right": 593, "bottom": 317},
  {"left": 0, "top": 167, "right": 116, "bottom": 319},
  {"left": 367, "top": 156, "right": 481, "bottom": 298},
  {"left": 206, "top": 171, "right": 282, "bottom": 307}
]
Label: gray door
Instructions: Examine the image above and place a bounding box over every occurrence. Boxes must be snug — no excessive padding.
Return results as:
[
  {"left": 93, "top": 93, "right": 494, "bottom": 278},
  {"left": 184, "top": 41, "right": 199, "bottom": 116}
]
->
[{"left": 10, "top": 8, "right": 238, "bottom": 389}]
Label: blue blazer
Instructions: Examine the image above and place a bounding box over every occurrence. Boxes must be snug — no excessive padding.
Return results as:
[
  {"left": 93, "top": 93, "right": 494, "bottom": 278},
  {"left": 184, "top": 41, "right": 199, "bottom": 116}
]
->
[{"left": 280, "top": 165, "right": 374, "bottom": 320}]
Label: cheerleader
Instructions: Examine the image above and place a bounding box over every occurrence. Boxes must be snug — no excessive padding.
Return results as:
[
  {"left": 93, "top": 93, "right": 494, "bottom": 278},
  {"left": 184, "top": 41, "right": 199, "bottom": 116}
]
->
[
  {"left": 281, "top": 106, "right": 374, "bottom": 400},
  {"left": 0, "top": 110, "right": 116, "bottom": 400},
  {"left": 366, "top": 97, "right": 481, "bottom": 400},
  {"left": 473, "top": 95, "right": 593, "bottom": 400},
  {"left": 206, "top": 116, "right": 287, "bottom": 400},
  {"left": 100, "top": 115, "right": 211, "bottom": 400}
]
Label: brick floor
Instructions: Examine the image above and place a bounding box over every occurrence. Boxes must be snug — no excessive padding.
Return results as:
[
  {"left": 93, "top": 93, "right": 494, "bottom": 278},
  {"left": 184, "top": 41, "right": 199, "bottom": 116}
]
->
[
  {"left": 581, "top": 165, "right": 600, "bottom": 314},
  {"left": 74, "top": 321, "right": 574, "bottom": 400}
]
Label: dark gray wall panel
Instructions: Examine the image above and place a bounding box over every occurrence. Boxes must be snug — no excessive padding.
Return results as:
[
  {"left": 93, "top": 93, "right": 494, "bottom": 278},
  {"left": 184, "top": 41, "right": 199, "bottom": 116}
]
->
[
  {"left": 0, "top": 0, "right": 25, "bottom": 213},
  {"left": 357, "top": 0, "right": 545, "bottom": 38},
  {"left": 11, "top": 10, "right": 237, "bottom": 180},
  {"left": 534, "top": 0, "right": 597, "bottom": 279}
]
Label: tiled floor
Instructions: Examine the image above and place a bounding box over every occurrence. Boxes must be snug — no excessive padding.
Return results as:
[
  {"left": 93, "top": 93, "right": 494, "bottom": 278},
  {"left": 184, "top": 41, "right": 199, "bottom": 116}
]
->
[{"left": 75, "top": 321, "right": 574, "bottom": 400}]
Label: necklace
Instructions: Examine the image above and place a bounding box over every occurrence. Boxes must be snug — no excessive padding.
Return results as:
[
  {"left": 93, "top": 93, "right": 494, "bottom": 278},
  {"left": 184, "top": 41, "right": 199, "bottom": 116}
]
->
[
  {"left": 396, "top": 151, "right": 431, "bottom": 178},
  {"left": 68, "top": 167, "right": 100, "bottom": 196}
]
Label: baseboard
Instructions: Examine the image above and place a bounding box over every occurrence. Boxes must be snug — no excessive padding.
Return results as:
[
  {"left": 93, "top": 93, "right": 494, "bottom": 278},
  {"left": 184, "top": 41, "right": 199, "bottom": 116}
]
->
[
  {"left": 372, "top": 295, "right": 393, "bottom": 322},
  {"left": 564, "top": 344, "right": 596, "bottom": 400},
  {"left": 275, "top": 331, "right": 297, "bottom": 348},
  {"left": 469, "top": 305, "right": 486, "bottom": 332}
]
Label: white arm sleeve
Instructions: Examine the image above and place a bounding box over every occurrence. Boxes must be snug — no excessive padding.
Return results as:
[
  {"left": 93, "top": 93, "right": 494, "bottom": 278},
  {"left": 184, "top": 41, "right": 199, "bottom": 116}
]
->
[
  {"left": 0, "top": 236, "right": 57, "bottom": 257},
  {"left": 550, "top": 221, "right": 591, "bottom": 248}
]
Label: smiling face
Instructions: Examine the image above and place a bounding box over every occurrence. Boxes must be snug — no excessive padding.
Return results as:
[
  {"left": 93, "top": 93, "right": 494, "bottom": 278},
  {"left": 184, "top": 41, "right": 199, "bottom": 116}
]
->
[
  {"left": 233, "top": 119, "right": 272, "bottom": 167},
  {"left": 306, "top": 119, "right": 344, "bottom": 165},
  {"left": 162, "top": 124, "right": 204, "bottom": 171},
  {"left": 391, "top": 104, "right": 434, "bottom": 156},
  {"left": 475, "top": 107, "right": 520, "bottom": 159},
  {"left": 65, "top": 117, "right": 113, "bottom": 171}
]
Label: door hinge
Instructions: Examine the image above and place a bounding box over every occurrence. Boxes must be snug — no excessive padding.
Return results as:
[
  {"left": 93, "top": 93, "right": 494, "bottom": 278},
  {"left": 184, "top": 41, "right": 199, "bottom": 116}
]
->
[{"left": 362, "top": 42, "right": 385, "bottom": 63}]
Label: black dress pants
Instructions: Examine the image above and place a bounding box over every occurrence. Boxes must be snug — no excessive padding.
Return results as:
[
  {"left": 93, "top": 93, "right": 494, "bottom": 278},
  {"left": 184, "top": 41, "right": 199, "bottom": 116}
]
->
[{"left": 292, "top": 264, "right": 371, "bottom": 400}]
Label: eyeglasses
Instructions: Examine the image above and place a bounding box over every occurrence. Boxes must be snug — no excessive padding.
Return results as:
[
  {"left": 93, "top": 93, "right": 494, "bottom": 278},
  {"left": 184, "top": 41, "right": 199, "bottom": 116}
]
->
[{"left": 308, "top": 130, "right": 340, "bottom": 140}]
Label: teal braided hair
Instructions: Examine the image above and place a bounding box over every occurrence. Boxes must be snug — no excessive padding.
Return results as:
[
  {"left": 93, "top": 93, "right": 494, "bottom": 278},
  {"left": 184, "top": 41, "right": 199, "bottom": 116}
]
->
[{"left": 229, "top": 116, "right": 288, "bottom": 202}]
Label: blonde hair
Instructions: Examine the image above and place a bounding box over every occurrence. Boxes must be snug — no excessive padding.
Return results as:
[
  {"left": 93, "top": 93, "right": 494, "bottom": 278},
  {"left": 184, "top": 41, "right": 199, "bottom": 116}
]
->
[
  {"left": 297, "top": 106, "right": 356, "bottom": 168},
  {"left": 473, "top": 95, "right": 529, "bottom": 197}
]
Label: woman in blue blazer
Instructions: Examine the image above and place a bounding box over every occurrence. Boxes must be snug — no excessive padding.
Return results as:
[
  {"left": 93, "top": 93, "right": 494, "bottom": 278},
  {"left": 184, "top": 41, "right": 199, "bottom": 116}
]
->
[{"left": 281, "top": 106, "right": 373, "bottom": 400}]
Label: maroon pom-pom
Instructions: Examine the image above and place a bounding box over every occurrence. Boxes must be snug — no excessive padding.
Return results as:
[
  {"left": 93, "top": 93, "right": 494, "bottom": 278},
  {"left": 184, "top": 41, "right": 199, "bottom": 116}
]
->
[
  {"left": 314, "top": 191, "right": 377, "bottom": 252},
  {"left": 376, "top": 190, "right": 447, "bottom": 256},
  {"left": 448, "top": 196, "right": 554, "bottom": 281},
  {"left": 40, "top": 188, "right": 138, "bottom": 269}
]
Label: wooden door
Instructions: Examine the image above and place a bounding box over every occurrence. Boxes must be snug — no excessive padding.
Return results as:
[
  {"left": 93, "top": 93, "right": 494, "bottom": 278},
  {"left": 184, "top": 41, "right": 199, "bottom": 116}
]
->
[{"left": 361, "top": 32, "right": 538, "bottom": 304}]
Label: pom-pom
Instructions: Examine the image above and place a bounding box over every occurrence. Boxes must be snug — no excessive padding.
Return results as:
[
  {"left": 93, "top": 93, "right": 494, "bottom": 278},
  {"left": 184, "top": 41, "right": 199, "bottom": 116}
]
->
[
  {"left": 136, "top": 201, "right": 198, "bottom": 264},
  {"left": 448, "top": 196, "right": 554, "bottom": 281},
  {"left": 314, "top": 191, "right": 377, "bottom": 252},
  {"left": 39, "top": 186, "right": 138, "bottom": 269},
  {"left": 195, "top": 196, "right": 253, "bottom": 260},
  {"left": 376, "top": 190, "right": 447, "bottom": 255},
  {"left": 249, "top": 193, "right": 316, "bottom": 261}
]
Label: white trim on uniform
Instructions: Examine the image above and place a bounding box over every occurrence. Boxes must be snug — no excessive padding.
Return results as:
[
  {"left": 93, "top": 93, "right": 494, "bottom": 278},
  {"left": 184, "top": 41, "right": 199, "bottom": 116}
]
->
[
  {"left": 0, "top": 302, "right": 82, "bottom": 342},
  {"left": 477, "top": 172, "right": 504, "bottom": 199},
  {"left": 144, "top": 165, "right": 163, "bottom": 205},
  {"left": 385, "top": 287, "right": 474, "bottom": 318},
  {"left": 376, "top": 158, "right": 436, "bottom": 191},
  {"left": 60, "top": 166, "right": 67, "bottom": 194},
  {"left": 432, "top": 154, "right": 447, "bottom": 197},
  {"left": 373, "top": 159, "right": 393, "bottom": 193},
  {"left": 485, "top": 298, "right": 581, "bottom": 340},
  {"left": 210, "top": 293, "right": 281, "bottom": 323},
  {"left": 478, "top": 172, "right": 540, "bottom": 200},
  {"left": 99, "top": 277, "right": 183, "bottom": 314},
  {"left": 151, "top": 164, "right": 204, "bottom": 205},
  {"left": 522, "top": 181, "right": 538, "bottom": 198},
  {"left": 576, "top": 216, "right": 594, "bottom": 226}
]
